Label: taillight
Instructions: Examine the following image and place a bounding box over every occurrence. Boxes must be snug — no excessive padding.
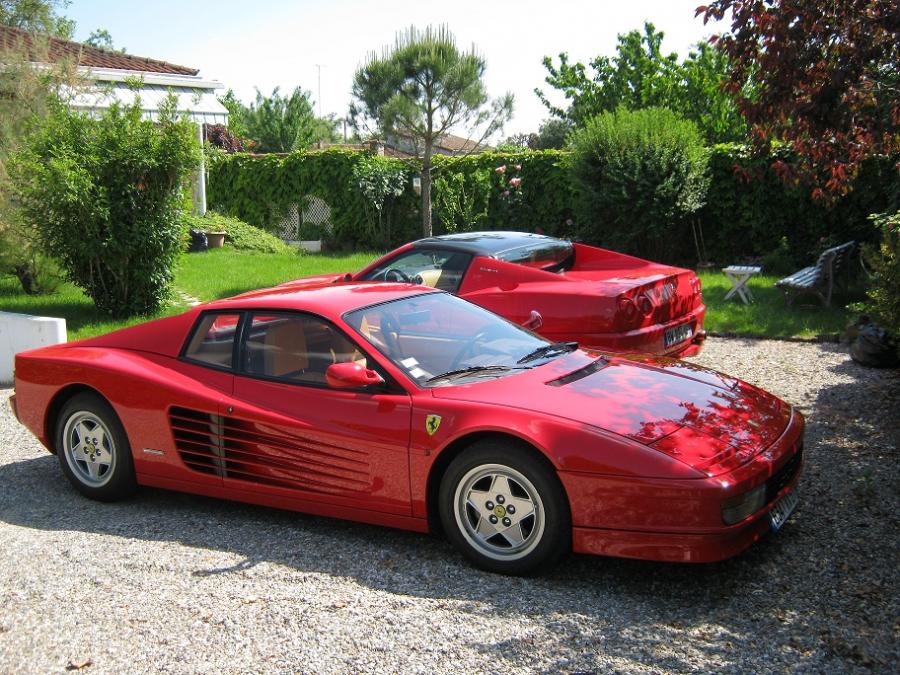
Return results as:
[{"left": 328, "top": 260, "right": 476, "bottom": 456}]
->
[
  {"left": 637, "top": 294, "right": 653, "bottom": 315},
  {"left": 618, "top": 297, "right": 637, "bottom": 321}
]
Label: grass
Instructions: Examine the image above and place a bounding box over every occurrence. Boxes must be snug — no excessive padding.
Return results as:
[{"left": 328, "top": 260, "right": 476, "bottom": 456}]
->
[
  {"left": 1, "top": 250, "right": 860, "bottom": 342},
  {"left": 698, "top": 270, "right": 861, "bottom": 338},
  {"left": 1, "top": 249, "right": 380, "bottom": 341}
]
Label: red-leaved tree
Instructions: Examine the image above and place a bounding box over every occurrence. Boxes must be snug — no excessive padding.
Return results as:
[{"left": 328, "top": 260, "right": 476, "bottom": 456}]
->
[{"left": 698, "top": 1, "right": 900, "bottom": 199}]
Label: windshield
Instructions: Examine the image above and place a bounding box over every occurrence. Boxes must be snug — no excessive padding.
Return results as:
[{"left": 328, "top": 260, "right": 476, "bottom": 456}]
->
[{"left": 344, "top": 293, "right": 568, "bottom": 387}]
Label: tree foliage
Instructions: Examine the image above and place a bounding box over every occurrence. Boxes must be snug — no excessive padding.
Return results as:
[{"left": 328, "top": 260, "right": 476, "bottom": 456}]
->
[
  {"left": 569, "top": 107, "right": 710, "bottom": 260},
  {"left": 698, "top": 0, "right": 900, "bottom": 197},
  {"left": 219, "top": 87, "right": 339, "bottom": 153},
  {"left": 537, "top": 22, "right": 746, "bottom": 143},
  {"left": 11, "top": 96, "right": 200, "bottom": 316},
  {"left": 85, "top": 27, "right": 123, "bottom": 52},
  {"left": 0, "top": 0, "right": 72, "bottom": 37},
  {"left": 860, "top": 211, "right": 900, "bottom": 349},
  {"left": 350, "top": 24, "right": 513, "bottom": 237},
  {"left": 0, "top": 27, "right": 77, "bottom": 292}
]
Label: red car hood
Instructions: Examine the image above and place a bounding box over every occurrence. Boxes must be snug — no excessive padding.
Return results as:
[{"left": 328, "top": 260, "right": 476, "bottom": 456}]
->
[{"left": 431, "top": 352, "right": 792, "bottom": 477}]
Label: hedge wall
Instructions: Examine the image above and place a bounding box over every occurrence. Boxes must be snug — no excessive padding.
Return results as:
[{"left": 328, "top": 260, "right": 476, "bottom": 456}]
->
[{"left": 208, "top": 145, "right": 898, "bottom": 266}]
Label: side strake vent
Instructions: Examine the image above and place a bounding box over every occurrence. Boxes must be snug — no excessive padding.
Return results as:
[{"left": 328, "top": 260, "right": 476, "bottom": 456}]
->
[{"left": 168, "top": 406, "right": 371, "bottom": 495}]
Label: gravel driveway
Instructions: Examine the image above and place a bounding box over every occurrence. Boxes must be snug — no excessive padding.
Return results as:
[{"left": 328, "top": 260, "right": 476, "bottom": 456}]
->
[{"left": 1, "top": 337, "right": 897, "bottom": 674}]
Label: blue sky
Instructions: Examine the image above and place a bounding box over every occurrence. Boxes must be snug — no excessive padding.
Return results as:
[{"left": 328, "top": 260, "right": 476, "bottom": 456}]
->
[{"left": 65, "top": 0, "right": 725, "bottom": 138}]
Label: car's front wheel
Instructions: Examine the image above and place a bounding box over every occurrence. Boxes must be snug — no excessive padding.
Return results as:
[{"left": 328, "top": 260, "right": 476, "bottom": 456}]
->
[
  {"left": 439, "top": 441, "right": 571, "bottom": 575},
  {"left": 55, "top": 392, "right": 137, "bottom": 502}
]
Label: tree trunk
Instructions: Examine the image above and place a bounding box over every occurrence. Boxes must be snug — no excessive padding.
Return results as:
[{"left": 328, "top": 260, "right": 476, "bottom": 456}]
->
[{"left": 421, "top": 143, "right": 433, "bottom": 238}]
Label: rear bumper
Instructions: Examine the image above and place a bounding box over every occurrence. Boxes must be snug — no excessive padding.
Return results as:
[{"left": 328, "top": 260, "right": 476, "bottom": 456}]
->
[{"left": 548, "top": 303, "right": 707, "bottom": 357}]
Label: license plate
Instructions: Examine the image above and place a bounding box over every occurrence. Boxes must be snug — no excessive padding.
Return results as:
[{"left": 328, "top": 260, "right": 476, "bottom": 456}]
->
[
  {"left": 768, "top": 489, "right": 799, "bottom": 532},
  {"left": 664, "top": 323, "right": 693, "bottom": 348}
]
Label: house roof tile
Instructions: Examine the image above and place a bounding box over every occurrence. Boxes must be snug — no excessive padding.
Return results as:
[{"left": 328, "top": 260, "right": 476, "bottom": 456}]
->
[{"left": 0, "top": 25, "right": 199, "bottom": 75}]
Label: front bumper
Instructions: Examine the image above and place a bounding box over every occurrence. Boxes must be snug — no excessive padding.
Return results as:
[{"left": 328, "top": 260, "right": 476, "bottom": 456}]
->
[{"left": 561, "top": 408, "right": 804, "bottom": 563}]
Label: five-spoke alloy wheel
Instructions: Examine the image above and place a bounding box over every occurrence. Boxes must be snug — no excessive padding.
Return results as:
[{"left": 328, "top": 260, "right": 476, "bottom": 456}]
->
[
  {"left": 56, "top": 392, "right": 137, "bottom": 501},
  {"left": 440, "top": 441, "right": 570, "bottom": 574}
]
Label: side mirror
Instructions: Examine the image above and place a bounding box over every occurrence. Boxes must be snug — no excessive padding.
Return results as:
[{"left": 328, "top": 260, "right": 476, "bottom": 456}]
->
[
  {"left": 522, "top": 310, "right": 543, "bottom": 331},
  {"left": 325, "top": 362, "right": 384, "bottom": 389}
]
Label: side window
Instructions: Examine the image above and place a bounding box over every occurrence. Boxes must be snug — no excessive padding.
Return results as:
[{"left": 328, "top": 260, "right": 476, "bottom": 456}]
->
[
  {"left": 242, "top": 313, "right": 368, "bottom": 385},
  {"left": 183, "top": 313, "right": 241, "bottom": 369},
  {"left": 361, "top": 249, "right": 472, "bottom": 292}
]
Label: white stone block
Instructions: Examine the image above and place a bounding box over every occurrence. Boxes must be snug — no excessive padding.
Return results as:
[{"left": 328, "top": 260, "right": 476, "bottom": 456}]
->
[{"left": 0, "top": 312, "right": 67, "bottom": 385}]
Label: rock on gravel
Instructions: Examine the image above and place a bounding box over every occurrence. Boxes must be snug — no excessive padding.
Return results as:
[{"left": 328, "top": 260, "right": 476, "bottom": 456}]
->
[{"left": 0, "top": 337, "right": 897, "bottom": 674}]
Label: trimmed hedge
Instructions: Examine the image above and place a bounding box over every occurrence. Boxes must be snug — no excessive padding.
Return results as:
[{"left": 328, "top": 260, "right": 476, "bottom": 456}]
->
[{"left": 208, "top": 146, "right": 898, "bottom": 266}]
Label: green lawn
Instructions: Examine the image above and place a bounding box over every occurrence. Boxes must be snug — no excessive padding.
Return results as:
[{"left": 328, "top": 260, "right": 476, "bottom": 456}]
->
[
  {"left": 698, "top": 270, "right": 860, "bottom": 338},
  {"left": 1, "top": 250, "right": 859, "bottom": 342},
  {"left": 1, "top": 249, "right": 380, "bottom": 341}
]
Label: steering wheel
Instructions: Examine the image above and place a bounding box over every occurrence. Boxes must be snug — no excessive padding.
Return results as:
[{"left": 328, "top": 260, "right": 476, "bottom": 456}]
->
[
  {"left": 450, "top": 325, "right": 508, "bottom": 369},
  {"left": 383, "top": 268, "right": 411, "bottom": 282}
]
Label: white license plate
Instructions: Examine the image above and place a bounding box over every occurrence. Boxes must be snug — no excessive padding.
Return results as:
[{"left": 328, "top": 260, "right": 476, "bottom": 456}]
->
[
  {"left": 664, "top": 323, "right": 693, "bottom": 348},
  {"left": 768, "top": 489, "right": 799, "bottom": 532}
]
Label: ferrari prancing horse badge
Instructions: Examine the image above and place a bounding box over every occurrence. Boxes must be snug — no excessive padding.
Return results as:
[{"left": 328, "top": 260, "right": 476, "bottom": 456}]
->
[{"left": 425, "top": 414, "right": 442, "bottom": 436}]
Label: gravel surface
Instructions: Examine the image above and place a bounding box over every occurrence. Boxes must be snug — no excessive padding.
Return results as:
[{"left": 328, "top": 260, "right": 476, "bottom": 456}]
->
[{"left": 0, "top": 337, "right": 898, "bottom": 674}]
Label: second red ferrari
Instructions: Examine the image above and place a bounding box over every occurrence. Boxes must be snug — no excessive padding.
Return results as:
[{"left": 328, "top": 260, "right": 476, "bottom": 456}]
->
[{"left": 283, "top": 232, "right": 707, "bottom": 357}]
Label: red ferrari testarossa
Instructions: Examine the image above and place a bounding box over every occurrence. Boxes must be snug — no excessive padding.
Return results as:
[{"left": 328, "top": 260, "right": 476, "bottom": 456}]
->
[
  {"left": 10, "top": 282, "right": 801, "bottom": 574},
  {"left": 288, "top": 231, "right": 707, "bottom": 357}
]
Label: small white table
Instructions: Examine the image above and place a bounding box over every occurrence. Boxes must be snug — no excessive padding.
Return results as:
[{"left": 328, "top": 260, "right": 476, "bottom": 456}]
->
[{"left": 723, "top": 265, "right": 762, "bottom": 304}]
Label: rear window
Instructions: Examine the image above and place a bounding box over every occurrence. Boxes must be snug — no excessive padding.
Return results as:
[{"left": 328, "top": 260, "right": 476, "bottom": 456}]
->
[
  {"left": 497, "top": 240, "right": 574, "bottom": 271},
  {"left": 182, "top": 313, "right": 241, "bottom": 369}
]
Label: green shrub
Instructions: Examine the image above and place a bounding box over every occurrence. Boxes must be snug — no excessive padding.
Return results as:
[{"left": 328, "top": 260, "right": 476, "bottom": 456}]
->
[
  {"left": 699, "top": 144, "right": 898, "bottom": 265},
  {"left": 11, "top": 96, "right": 198, "bottom": 317},
  {"left": 181, "top": 211, "right": 293, "bottom": 254},
  {"left": 207, "top": 149, "right": 420, "bottom": 250},
  {"left": 861, "top": 211, "right": 900, "bottom": 345},
  {"left": 569, "top": 107, "right": 710, "bottom": 261}
]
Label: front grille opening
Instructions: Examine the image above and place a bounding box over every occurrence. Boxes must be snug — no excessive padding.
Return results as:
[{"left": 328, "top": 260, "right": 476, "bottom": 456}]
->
[{"left": 766, "top": 443, "right": 803, "bottom": 502}]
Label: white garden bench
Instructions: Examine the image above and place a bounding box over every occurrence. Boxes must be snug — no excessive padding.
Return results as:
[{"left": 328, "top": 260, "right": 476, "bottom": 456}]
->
[{"left": 775, "top": 241, "right": 855, "bottom": 308}]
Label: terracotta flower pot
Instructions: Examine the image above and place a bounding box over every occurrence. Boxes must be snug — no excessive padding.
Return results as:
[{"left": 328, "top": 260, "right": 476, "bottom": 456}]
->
[{"left": 206, "top": 231, "right": 226, "bottom": 249}]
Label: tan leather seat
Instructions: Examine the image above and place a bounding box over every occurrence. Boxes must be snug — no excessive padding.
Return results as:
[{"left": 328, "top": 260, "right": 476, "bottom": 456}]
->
[{"left": 263, "top": 320, "right": 309, "bottom": 377}]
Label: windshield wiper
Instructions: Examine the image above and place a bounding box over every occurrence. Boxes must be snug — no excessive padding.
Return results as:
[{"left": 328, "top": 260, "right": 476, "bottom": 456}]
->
[
  {"left": 516, "top": 341, "right": 578, "bottom": 365},
  {"left": 425, "top": 365, "right": 516, "bottom": 384}
]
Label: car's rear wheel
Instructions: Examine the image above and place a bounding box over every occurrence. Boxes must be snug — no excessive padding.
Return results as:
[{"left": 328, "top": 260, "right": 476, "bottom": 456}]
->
[
  {"left": 439, "top": 441, "right": 570, "bottom": 575},
  {"left": 56, "top": 393, "right": 137, "bottom": 501}
]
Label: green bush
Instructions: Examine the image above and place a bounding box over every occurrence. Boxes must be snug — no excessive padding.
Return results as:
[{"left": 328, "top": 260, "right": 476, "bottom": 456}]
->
[
  {"left": 207, "top": 149, "right": 420, "bottom": 250},
  {"left": 569, "top": 107, "right": 710, "bottom": 261},
  {"left": 431, "top": 150, "right": 576, "bottom": 237},
  {"left": 699, "top": 144, "right": 898, "bottom": 266},
  {"left": 11, "top": 96, "right": 198, "bottom": 316},
  {"left": 181, "top": 211, "right": 293, "bottom": 253},
  {"left": 861, "top": 211, "right": 900, "bottom": 345},
  {"left": 208, "top": 144, "right": 897, "bottom": 265}
]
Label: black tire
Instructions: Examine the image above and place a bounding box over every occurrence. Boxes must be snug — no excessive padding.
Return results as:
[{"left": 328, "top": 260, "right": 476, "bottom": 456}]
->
[
  {"left": 55, "top": 392, "right": 137, "bottom": 502},
  {"left": 439, "top": 440, "right": 571, "bottom": 575}
]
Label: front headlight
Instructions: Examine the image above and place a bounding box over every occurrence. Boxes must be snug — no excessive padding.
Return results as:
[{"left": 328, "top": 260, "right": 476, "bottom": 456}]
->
[{"left": 721, "top": 484, "right": 766, "bottom": 525}]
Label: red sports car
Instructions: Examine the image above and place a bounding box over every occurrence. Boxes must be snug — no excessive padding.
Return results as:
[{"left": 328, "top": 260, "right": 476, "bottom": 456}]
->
[
  {"left": 292, "top": 231, "right": 706, "bottom": 357},
  {"left": 10, "top": 283, "right": 801, "bottom": 575}
]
